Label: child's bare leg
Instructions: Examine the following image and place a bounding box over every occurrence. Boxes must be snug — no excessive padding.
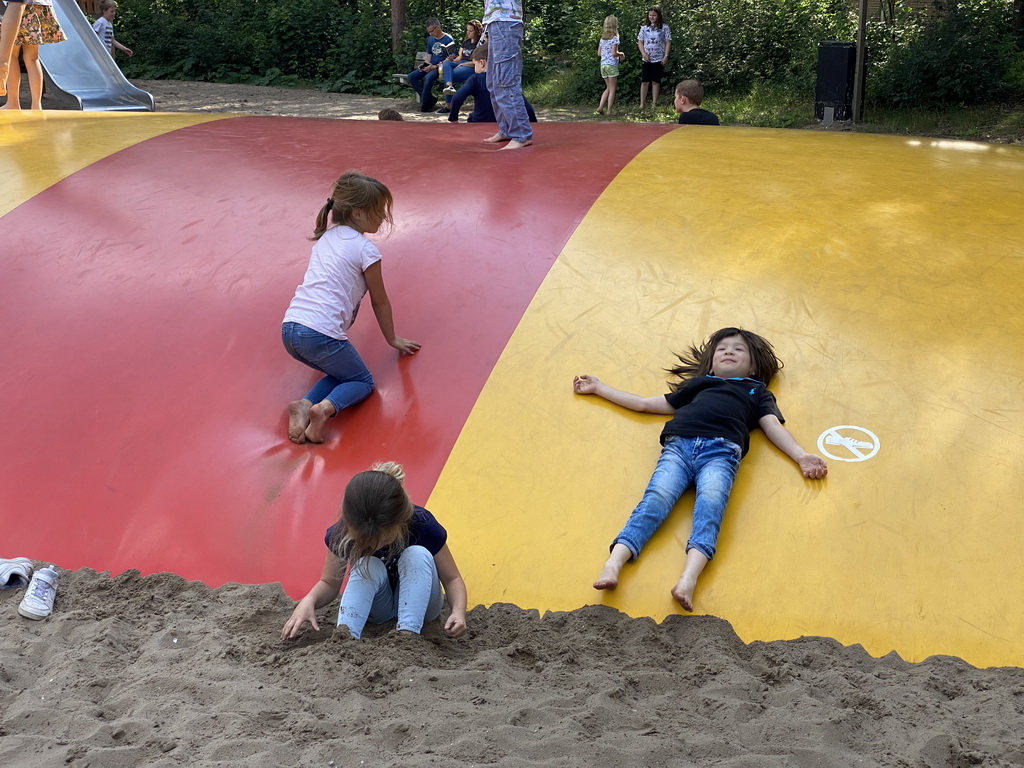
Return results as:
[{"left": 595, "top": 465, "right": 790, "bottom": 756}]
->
[
  {"left": 671, "top": 549, "right": 709, "bottom": 612},
  {"left": 22, "top": 45, "right": 41, "bottom": 110},
  {"left": 607, "top": 79, "right": 617, "bottom": 116},
  {"left": 0, "top": 3, "right": 26, "bottom": 98},
  {"left": 651, "top": 81, "right": 661, "bottom": 107},
  {"left": 483, "top": 132, "right": 510, "bottom": 143},
  {"left": 1, "top": 47, "right": 20, "bottom": 109},
  {"left": 286, "top": 399, "right": 312, "bottom": 443},
  {"left": 304, "top": 400, "right": 337, "bottom": 444},
  {"left": 639, "top": 81, "right": 649, "bottom": 109},
  {"left": 594, "top": 543, "right": 633, "bottom": 590}
]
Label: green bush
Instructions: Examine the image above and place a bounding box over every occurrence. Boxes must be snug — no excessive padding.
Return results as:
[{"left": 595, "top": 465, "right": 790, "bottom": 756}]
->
[
  {"left": 524, "top": 0, "right": 856, "bottom": 105},
  {"left": 113, "top": 0, "right": 1022, "bottom": 109},
  {"left": 868, "top": 0, "right": 1018, "bottom": 108}
]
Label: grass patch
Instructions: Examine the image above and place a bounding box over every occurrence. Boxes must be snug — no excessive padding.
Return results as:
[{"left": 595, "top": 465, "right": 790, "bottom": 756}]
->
[
  {"left": 856, "top": 100, "right": 1024, "bottom": 144},
  {"left": 525, "top": 67, "right": 1024, "bottom": 143}
]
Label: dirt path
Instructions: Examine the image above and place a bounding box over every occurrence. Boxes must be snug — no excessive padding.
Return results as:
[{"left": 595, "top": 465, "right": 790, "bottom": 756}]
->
[{"left": 135, "top": 79, "right": 593, "bottom": 123}]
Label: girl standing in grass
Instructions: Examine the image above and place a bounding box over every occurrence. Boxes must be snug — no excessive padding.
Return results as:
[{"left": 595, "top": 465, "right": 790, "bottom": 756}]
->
[{"left": 596, "top": 15, "right": 625, "bottom": 116}]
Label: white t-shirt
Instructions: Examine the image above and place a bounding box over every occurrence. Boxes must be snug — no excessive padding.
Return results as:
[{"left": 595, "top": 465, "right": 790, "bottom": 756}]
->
[
  {"left": 637, "top": 24, "right": 672, "bottom": 63},
  {"left": 283, "top": 225, "right": 382, "bottom": 340},
  {"left": 92, "top": 17, "right": 114, "bottom": 52}
]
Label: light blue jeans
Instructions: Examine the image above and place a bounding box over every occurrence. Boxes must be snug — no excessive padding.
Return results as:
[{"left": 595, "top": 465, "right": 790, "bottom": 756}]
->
[
  {"left": 441, "top": 60, "right": 474, "bottom": 87},
  {"left": 486, "top": 20, "right": 532, "bottom": 143},
  {"left": 338, "top": 546, "right": 444, "bottom": 639},
  {"left": 613, "top": 436, "right": 742, "bottom": 561},
  {"left": 281, "top": 322, "right": 374, "bottom": 415}
]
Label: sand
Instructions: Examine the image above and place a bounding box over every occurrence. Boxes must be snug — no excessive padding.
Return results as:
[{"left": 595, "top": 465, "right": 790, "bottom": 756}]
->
[
  {"left": 132, "top": 80, "right": 594, "bottom": 123},
  {"left": 1, "top": 568, "right": 1023, "bottom": 767}
]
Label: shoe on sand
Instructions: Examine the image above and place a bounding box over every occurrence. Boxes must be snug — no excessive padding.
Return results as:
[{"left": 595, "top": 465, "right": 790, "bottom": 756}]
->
[
  {"left": 18, "top": 565, "right": 58, "bottom": 620},
  {"left": 0, "top": 557, "right": 33, "bottom": 590}
]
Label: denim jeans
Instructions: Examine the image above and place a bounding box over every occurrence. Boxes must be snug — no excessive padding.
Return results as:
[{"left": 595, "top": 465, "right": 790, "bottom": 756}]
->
[
  {"left": 338, "top": 546, "right": 444, "bottom": 638},
  {"left": 407, "top": 67, "right": 440, "bottom": 110},
  {"left": 281, "top": 322, "right": 374, "bottom": 415},
  {"left": 441, "top": 61, "right": 474, "bottom": 85},
  {"left": 486, "top": 21, "right": 532, "bottom": 142},
  {"left": 613, "top": 436, "right": 742, "bottom": 561}
]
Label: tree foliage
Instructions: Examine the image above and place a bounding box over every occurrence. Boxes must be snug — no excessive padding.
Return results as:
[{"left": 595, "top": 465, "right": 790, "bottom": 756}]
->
[{"left": 115, "top": 0, "right": 1023, "bottom": 106}]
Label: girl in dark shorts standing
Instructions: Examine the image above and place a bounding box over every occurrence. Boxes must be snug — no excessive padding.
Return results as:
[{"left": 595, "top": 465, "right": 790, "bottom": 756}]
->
[{"left": 636, "top": 5, "right": 671, "bottom": 109}]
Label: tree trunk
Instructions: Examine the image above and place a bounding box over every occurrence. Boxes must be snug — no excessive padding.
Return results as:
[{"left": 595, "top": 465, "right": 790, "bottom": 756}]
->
[{"left": 392, "top": 0, "right": 406, "bottom": 54}]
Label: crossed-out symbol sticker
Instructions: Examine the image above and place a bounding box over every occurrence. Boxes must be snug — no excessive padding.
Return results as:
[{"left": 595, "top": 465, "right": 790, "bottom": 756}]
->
[{"left": 816, "top": 425, "right": 880, "bottom": 462}]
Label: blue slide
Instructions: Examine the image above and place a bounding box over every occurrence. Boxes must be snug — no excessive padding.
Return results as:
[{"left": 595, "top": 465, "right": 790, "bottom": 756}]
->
[{"left": 38, "top": 0, "right": 153, "bottom": 111}]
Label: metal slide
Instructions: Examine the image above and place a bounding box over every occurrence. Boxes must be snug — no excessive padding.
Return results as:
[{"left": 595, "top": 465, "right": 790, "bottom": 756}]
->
[{"left": 38, "top": 0, "right": 153, "bottom": 111}]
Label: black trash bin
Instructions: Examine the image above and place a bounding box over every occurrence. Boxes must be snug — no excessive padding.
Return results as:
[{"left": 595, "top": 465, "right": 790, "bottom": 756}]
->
[{"left": 815, "top": 41, "right": 860, "bottom": 121}]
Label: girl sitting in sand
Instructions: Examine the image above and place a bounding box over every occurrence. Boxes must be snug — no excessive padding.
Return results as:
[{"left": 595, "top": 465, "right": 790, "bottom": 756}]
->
[
  {"left": 281, "top": 461, "right": 468, "bottom": 640},
  {"left": 282, "top": 171, "right": 420, "bottom": 444},
  {"left": 573, "top": 327, "right": 827, "bottom": 612}
]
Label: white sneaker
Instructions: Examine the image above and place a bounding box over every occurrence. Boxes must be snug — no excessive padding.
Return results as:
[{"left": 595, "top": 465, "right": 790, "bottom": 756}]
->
[
  {"left": 18, "top": 565, "right": 59, "bottom": 620},
  {"left": 0, "top": 557, "right": 33, "bottom": 590},
  {"left": 443, "top": 84, "right": 457, "bottom": 95}
]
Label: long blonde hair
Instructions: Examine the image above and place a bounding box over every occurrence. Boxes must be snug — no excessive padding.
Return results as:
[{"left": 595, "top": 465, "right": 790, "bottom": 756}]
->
[
  {"left": 310, "top": 171, "right": 394, "bottom": 241},
  {"left": 329, "top": 462, "right": 413, "bottom": 575},
  {"left": 602, "top": 15, "right": 619, "bottom": 40}
]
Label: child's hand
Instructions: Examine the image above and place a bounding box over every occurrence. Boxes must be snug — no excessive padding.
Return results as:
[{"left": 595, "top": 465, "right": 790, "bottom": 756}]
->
[
  {"left": 617, "top": 52, "right": 626, "bottom": 62},
  {"left": 444, "top": 612, "right": 467, "bottom": 638},
  {"left": 281, "top": 601, "right": 319, "bottom": 640},
  {"left": 390, "top": 337, "right": 421, "bottom": 355},
  {"left": 573, "top": 374, "right": 601, "bottom": 395},
  {"left": 798, "top": 454, "right": 828, "bottom": 480}
]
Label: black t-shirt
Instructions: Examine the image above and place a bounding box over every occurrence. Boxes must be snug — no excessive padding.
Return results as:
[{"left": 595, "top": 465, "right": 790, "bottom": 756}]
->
[
  {"left": 660, "top": 376, "right": 783, "bottom": 456},
  {"left": 677, "top": 108, "right": 720, "bottom": 125},
  {"left": 459, "top": 37, "right": 478, "bottom": 59},
  {"left": 325, "top": 505, "right": 447, "bottom": 585}
]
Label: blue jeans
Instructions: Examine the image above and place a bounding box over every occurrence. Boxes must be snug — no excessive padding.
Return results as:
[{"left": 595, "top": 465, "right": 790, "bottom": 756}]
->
[
  {"left": 613, "top": 436, "right": 742, "bottom": 561},
  {"left": 442, "top": 61, "right": 474, "bottom": 86},
  {"left": 338, "top": 546, "right": 444, "bottom": 638},
  {"left": 486, "top": 21, "right": 532, "bottom": 142},
  {"left": 407, "top": 66, "right": 439, "bottom": 110},
  {"left": 281, "top": 322, "right": 374, "bottom": 415}
]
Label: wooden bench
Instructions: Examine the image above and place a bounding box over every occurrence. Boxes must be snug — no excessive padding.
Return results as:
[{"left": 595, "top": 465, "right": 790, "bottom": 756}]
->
[{"left": 392, "top": 52, "right": 429, "bottom": 86}]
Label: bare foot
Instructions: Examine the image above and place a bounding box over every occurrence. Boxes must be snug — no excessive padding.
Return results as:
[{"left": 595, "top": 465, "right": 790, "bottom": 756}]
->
[
  {"left": 303, "top": 401, "right": 334, "bottom": 444},
  {"left": 286, "top": 399, "right": 311, "bottom": 443},
  {"left": 483, "top": 132, "right": 510, "bottom": 143},
  {"left": 0, "top": 65, "right": 6, "bottom": 97},
  {"left": 499, "top": 139, "right": 533, "bottom": 151},
  {"left": 593, "top": 561, "right": 622, "bottom": 590},
  {"left": 671, "top": 575, "right": 698, "bottom": 612}
]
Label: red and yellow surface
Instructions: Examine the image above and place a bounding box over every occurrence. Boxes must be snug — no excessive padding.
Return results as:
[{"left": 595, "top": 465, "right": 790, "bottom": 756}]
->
[{"left": 3, "top": 111, "right": 1023, "bottom": 669}]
